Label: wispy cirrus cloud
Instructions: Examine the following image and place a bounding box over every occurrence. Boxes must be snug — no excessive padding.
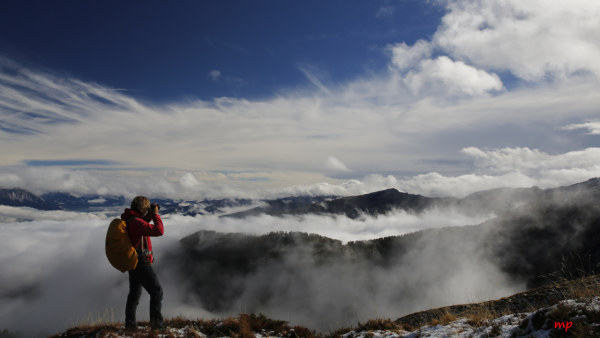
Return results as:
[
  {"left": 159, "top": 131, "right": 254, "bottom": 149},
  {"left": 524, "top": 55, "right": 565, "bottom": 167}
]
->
[
  {"left": 208, "top": 70, "right": 221, "bottom": 81},
  {"left": 562, "top": 121, "right": 600, "bottom": 135},
  {"left": 324, "top": 156, "right": 350, "bottom": 172},
  {"left": 375, "top": 6, "right": 395, "bottom": 19},
  {"left": 23, "top": 159, "right": 121, "bottom": 167}
]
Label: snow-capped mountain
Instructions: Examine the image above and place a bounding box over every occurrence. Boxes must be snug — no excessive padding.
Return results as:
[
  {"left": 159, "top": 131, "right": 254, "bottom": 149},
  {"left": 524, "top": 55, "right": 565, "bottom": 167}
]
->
[{"left": 0, "top": 188, "right": 60, "bottom": 210}]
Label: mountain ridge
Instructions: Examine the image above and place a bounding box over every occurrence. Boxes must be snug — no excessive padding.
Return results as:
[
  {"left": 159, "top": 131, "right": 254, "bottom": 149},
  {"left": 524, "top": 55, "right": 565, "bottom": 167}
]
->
[
  {"left": 221, "top": 179, "right": 597, "bottom": 219},
  {"left": 0, "top": 188, "right": 60, "bottom": 210},
  {"left": 2, "top": 178, "right": 598, "bottom": 219}
]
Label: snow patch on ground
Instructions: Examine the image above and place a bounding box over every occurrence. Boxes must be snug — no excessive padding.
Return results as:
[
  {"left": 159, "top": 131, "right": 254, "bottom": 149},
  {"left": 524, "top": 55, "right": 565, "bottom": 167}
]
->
[{"left": 345, "top": 297, "right": 600, "bottom": 338}]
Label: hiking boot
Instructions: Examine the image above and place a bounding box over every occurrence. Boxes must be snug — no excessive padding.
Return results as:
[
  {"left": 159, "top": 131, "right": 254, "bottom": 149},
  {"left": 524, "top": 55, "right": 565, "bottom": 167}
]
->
[
  {"left": 150, "top": 319, "right": 165, "bottom": 331},
  {"left": 124, "top": 323, "right": 137, "bottom": 331}
]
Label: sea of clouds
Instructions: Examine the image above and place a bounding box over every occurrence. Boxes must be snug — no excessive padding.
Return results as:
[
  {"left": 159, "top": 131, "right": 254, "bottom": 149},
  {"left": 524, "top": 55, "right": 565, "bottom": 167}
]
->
[{"left": 0, "top": 203, "right": 514, "bottom": 336}]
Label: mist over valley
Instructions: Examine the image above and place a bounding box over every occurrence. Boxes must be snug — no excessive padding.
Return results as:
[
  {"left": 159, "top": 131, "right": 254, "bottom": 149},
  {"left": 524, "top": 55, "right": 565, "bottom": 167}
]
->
[{"left": 1, "top": 178, "right": 600, "bottom": 335}]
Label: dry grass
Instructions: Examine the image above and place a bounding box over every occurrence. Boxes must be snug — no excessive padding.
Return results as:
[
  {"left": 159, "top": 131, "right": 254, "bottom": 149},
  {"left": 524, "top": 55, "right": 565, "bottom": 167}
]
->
[
  {"left": 53, "top": 307, "right": 122, "bottom": 337},
  {"left": 75, "top": 308, "right": 120, "bottom": 327},
  {"left": 329, "top": 318, "right": 404, "bottom": 336},
  {"left": 412, "top": 305, "right": 498, "bottom": 329},
  {"left": 463, "top": 303, "right": 510, "bottom": 328},
  {"left": 171, "top": 313, "right": 306, "bottom": 337},
  {"left": 355, "top": 318, "right": 400, "bottom": 331},
  {"left": 52, "top": 313, "right": 319, "bottom": 338},
  {"left": 429, "top": 310, "right": 457, "bottom": 326},
  {"left": 544, "top": 253, "right": 600, "bottom": 299},
  {"left": 562, "top": 275, "right": 600, "bottom": 300}
]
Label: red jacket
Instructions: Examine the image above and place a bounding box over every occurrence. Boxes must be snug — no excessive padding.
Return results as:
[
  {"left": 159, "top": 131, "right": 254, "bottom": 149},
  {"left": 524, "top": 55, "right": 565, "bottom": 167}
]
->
[{"left": 121, "top": 208, "right": 164, "bottom": 263}]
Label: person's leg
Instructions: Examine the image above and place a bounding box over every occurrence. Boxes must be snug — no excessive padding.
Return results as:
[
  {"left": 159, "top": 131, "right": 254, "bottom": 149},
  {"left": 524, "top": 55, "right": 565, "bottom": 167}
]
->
[
  {"left": 138, "top": 265, "right": 164, "bottom": 329},
  {"left": 125, "top": 269, "right": 143, "bottom": 328}
]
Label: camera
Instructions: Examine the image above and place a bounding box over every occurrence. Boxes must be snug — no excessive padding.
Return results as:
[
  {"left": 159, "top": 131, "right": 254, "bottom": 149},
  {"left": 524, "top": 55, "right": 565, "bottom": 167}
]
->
[{"left": 150, "top": 203, "right": 161, "bottom": 211}]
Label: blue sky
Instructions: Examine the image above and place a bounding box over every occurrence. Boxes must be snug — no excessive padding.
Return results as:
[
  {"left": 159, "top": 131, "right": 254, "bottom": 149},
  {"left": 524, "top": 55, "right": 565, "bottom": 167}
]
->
[
  {"left": 0, "top": 1, "right": 443, "bottom": 101},
  {"left": 1, "top": 0, "right": 600, "bottom": 199}
]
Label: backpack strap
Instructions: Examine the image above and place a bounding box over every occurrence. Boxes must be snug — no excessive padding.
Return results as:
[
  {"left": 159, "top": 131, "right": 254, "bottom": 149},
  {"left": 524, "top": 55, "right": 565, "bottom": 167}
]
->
[
  {"left": 126, "top": 216, "right": 152, "bottom": 262},
  {"left": 126, "top": 216, "right": 144, "bottom": 250}
]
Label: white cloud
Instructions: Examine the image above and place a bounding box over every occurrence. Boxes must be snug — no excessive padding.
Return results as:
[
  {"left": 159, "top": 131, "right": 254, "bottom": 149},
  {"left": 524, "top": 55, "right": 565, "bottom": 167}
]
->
[
  {"left": 434, "top": 0, "right": 600, "bottom": 81},
  {"left": 298, "top": 65, "right": 332, "bottom": 95},
  {"left": 165, "top": 209, "right": 491, "bottom": 244},
  {"left": 324, "top": 156, "right": 349, "bottom": 172},
  {"left": 562, "top": 121, "right": 600, "bottom": 135},
  {"left": 179, "top": 172, "right": 199, "bottom": 188},
  {"left": 462, "top": 147, "right": 550, "bottom": 175},
  {"left": 0, "top": 147, "right": 597, "bottom": 201},
  {"left": 0, "top": 205, "right": 105, "bottom": 223},
  {"left": 389, "top": 39, "right": 433, "bottom": 72},
  {"left": 404, "top": 56, "right": 503, "bottom": 96},
  {"left": 375, "top": 6, "right": 395, "bottom": 18},
  {"left": 396, "top": 147, "right": 600, "bottom": 197},
  {"left": 207, "top": 69, "right": 246, "bottom": 86},
  {"left": 286, "top": 147, "right": 600, "bottom": 198},
  {"left": 389, "top": 38, "right": 503, "bottom": 97},
  {"left": 208, "top": 69, "right": 221, "bottom": 81},
  {"left": 463, "top": 146, "right": 600, "bottom": 177}
]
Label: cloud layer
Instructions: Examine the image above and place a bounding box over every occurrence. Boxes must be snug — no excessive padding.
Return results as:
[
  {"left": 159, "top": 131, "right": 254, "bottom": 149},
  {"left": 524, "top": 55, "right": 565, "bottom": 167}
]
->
[
  {"left": 0, "top": 146, "right": 598, "bottom": 200},
  {"left": 1, "top": 0, "right": 600, "bottom": 193},
  {"left": 435, "top": 0, "right": 600, "bottom": 81},
  {"left": 0, "top": 206, "right": 510, "bottom": 335}
]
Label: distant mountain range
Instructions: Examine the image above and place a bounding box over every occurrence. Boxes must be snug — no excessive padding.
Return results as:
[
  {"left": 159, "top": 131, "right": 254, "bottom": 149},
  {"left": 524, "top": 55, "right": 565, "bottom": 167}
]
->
[
  {"left": 1, "top": 178, "right": 598, "bottom": 219},
  {"left": 224, "top": 178, "right": 600, "bottom": 219},
  {"left": 0, "top": 189, "right": 123, "bottom": 211},
  {"left": 223, "top": 183, "right": 545, "bottom": 218},
  {"left": 0, "top": 188, "right": 61, "bottom": 210},
  {"left": 0, "top": 188, "right": 254, "bottom": 215}
]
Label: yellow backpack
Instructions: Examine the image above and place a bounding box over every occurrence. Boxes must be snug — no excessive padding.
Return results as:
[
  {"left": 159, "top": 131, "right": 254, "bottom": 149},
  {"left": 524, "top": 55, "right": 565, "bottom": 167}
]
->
[{"left": 105, "top": 219, "right": 138, "bottom": 272}]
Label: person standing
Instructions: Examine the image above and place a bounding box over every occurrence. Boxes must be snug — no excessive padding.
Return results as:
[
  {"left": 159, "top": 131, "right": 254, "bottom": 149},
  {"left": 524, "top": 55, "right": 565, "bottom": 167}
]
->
[{"left": 121, "top": 196, "right": 165, "bottom": 330}]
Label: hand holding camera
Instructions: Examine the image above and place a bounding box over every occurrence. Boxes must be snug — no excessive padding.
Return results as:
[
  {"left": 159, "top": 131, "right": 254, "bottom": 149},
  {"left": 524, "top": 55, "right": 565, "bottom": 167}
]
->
[{"left": 150, "top": 203, "right": 160, "bottom": 214}]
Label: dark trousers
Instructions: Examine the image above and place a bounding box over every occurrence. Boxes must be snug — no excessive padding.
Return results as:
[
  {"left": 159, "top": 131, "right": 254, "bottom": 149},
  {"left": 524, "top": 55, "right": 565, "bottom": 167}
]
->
[{"left": 125, "top": 263, "right": 164, "bottom": 328}]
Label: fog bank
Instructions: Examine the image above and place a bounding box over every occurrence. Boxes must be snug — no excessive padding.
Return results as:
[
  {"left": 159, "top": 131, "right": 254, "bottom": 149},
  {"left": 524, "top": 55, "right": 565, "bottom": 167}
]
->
[{"left": 0, "top": 207, "right": 517, "bottom": 335}]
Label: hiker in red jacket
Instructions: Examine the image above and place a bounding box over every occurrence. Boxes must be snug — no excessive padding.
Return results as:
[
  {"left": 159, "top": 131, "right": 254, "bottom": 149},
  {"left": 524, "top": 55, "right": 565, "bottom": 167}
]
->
[{"left": 122, "top": 196, "right": 165, "bottom": 330}]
